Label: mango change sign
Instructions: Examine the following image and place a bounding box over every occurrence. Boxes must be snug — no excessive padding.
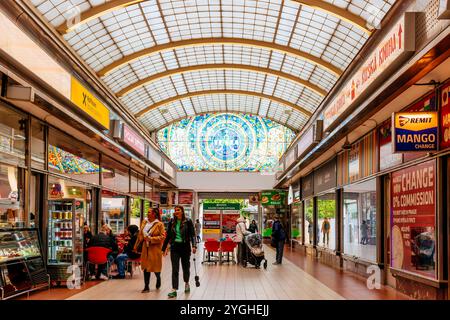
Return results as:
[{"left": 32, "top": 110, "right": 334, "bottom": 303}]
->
[{"left": 392, "top": 112, "right": 438, "bottom": 152}]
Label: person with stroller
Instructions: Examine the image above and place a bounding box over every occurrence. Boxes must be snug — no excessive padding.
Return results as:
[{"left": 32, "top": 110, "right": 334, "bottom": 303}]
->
[
  {"left": 162, "top": 206, "right": 197, "bottom": 298},
  {"left": 271, "top": 215, "right": 286, "bottom": 265},
  {"left": 195, "top": 219, "right": 201, "bottom": 243},
  {"left": 235, "top": 216, "right": 250, "bottom": 266}
]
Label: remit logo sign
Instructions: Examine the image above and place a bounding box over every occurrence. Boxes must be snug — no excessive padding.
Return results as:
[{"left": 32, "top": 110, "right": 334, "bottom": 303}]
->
[{"left": 398, "top": 116, "right": 409, "bottom": 127}]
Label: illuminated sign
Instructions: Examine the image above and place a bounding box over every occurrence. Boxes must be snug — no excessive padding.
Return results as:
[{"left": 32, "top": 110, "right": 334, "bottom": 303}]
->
[
  {"left": 122, "top": 124, "right": 146, "bottom": 156},
  {"left": 323, "top": 13, "right": 415, "bottom": 131},
  {"left": 70, "top": 77, "right": 110, "bottom": 130},
  {"left": 441, "top": 81, "right": 450, "bottom": 149},
  {"left": 392, "top": 112, "right": 438, "bottom": 152}
]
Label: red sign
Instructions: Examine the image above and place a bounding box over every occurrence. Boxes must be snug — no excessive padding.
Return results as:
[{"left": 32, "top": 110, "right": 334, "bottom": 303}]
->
[
  {"left": 123, "top": 124, "right": 145, "bottom": 156},
  {"left": 178, "top": 191, "right": 194, "bottom": 205},
  {"left": 203, "top": 213, "right": 220, "bottom": 229},
  {"left": 221, "top": 212, "right": 240, "bottom": 236},
  {"left": 441, "top": 81, "right": 450, "bottom": 149},
  {"left": 391, "top": 160, "right": 436, "bottom": 279}
]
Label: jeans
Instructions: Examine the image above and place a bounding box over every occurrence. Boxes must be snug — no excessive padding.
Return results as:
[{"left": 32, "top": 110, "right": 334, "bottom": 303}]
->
[
  {"left": 170, "top": 243, "right": 191, "bottom": 290},
  {"left": 276, "top": 239, "right": 284, "bottom": 263},
  {"left": 323, "top": 232, "right": 330, "bottom": 245},
  {"left": 115, "top": 253, "right": 128, "bottom": 276}
]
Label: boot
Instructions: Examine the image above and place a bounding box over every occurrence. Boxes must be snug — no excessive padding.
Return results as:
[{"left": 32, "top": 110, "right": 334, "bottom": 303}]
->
[{"left": 155, "top": 273, "right": 161, "bottom": 289}]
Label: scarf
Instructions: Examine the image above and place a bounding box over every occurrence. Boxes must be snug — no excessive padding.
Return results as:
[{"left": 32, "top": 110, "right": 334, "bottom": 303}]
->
[{"left": 143, "top": 219, "right": 160, "bottom": 237}]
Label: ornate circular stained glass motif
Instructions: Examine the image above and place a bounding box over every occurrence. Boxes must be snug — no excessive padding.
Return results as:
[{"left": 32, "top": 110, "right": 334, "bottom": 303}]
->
[{"left": 158, "top": 113, "right": 295, "bottom": 172}]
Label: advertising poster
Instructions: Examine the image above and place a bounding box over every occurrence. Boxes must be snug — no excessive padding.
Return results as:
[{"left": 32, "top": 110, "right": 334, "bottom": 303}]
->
[
  {"left": 221, "top": 211, "right": 241, "bottom": 239},
  {"left": 391, "top": 160, "right": 437, "bottom": 279},
  {"left": 178, "top": 191, "right": 194, "bottom": 205},
  {"left": 203, "top": 210, "right": 221, "bottom": 240}
]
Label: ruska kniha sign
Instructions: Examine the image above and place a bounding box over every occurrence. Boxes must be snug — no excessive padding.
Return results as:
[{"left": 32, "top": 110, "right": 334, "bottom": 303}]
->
[
  {"left": 392, "top": 112, "right": 438, "bottom": 152},
  {"left": 391, "top": 160, "right": 437, "bottom": 279}
]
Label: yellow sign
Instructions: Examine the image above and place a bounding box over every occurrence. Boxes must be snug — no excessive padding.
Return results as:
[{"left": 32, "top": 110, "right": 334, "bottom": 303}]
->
[
  {"left": 71, "top": 77, "right": 110, "bottom": 130},
  {"left": 392, "top": 112, "right": 438, "bottom": 152},
  {"left": 203, "top": 229, "right": 220, "bottom": 234}
]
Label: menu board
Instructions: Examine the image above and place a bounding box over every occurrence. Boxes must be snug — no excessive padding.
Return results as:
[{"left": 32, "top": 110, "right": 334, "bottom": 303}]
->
[
  {"left": 261, "top": 190, "right": 286, "bottom": 206},
  {"left": 391, "top": 160, "right": 436, "bottom": 279}
]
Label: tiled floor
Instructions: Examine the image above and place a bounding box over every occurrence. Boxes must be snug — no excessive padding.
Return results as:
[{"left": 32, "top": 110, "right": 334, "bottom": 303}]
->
[{"left": 21, "top": 243, "right": 410, "bottom": 300}]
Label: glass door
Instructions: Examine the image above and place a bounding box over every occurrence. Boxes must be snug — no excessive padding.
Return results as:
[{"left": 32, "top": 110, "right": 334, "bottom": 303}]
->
[{"left": 47, "top": 199, "right": 74, "bottom": 266}]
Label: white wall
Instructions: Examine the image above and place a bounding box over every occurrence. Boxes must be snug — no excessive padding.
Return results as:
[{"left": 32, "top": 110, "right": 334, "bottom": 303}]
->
[{"left": 176, "top": 172, "right": 276, "bottom": 192}]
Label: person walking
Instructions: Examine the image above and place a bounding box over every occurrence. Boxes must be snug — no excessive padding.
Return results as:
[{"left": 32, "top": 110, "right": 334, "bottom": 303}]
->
[
  {"left": 321, "top": 217, "right": 331, "bottom": 246},
  {"left": 235, "top": 216, "right": 250, "bottom": 266},
  {"left": 162, "top": 206, "right": 197, "bottom": 299},
  {"left": 136, "top": 208, "right": 165, "bottom": 293},
  {"left": 113, "top": 225, "right": 139, "bottom": 279},
  {"left": 360, "top": 220, "right": 369, "bottom": 245},
  {"left": 271, "top": 215, "right": 286, "bottom": 265},
  {"left": 248, "top": 220, "right": 258, "bottom": 234},
  {"left": 195, "top": 219, "right": 201, "bottom": 243}
]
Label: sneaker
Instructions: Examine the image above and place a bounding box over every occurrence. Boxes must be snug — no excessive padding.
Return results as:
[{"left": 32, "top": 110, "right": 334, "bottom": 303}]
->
[
  {"left": 272, "top": 262, "right": 280, "bottom": 265},
  {"left": 184, "top": 284, "right": 190, "bottom": 293},
  {"left": 168, "top": 291, "right": 177, "bottom": 298},
  {"left": 141, "top": 287, "right": 150, "bottom": 293},
  {"left": 99, "top": 274, "right": 109, "bottom": 280}
]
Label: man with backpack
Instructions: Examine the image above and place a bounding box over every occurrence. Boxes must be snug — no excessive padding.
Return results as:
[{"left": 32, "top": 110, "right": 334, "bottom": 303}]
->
[
  {"left": 271, "top": 215, "right": 286, "bottom": 265},
  {"left": 321, "top": 217, "right": 331, "bottom": 246}
]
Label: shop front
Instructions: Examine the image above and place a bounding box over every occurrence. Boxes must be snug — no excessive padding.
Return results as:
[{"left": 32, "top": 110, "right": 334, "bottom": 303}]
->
[{"left": 261, "top": 190, "right": 288, "bottom": 240}]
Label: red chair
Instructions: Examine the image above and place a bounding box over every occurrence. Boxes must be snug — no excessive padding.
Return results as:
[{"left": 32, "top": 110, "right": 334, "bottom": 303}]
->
[
  {"left": 84, "top": 247, "right": 112, "bottom": 281},
  {"left": 220, "top": 240, "right": 237, "bottom": 264},
  {"left": 202, "top": 239, "right": 221, "bottom": 264}
]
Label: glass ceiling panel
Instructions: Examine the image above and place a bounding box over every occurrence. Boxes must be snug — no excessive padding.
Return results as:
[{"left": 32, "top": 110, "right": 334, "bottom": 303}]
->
[
  {"left": 30, "top": 0, "right": 395, "bottom": 132},
  {"left": 138, "top": 93, "right": 307, "bottom": 132},
  {"left": 157, "top": 112, "right": 296, "bottom": 172}
]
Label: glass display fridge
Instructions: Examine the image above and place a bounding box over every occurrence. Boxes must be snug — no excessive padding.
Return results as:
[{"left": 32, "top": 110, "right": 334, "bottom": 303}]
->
[
  {"left": 47, "top": 199, "right": 84, "bottom": 285},
  {"left": 0, "top": 228, "right": 49, "bottom": 299}
]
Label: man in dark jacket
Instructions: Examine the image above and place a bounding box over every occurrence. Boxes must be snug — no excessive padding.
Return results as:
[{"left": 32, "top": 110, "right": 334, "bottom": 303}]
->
[
  {"left": 271, "top": 215, "right": 286, "bottom": 265},
  {"left": 88, "top": 225, "right": 118, "bottom": 280},
  {"left": 113, "top": 225, "right": 139, "bottom": 279}
]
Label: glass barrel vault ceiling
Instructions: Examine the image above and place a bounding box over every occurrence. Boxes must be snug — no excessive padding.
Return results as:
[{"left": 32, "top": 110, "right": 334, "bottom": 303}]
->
[
  {"left": 30, "top": 0, "right": 395, "bottom": 141},
  {"left": 158, "top": 113, "right": 295, "bottom": 172}
]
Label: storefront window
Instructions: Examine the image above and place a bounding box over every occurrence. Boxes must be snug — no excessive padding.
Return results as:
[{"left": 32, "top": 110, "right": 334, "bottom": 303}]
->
[
  {"left": 0, "top": 164, "right": 25, "bottom": 228},
  {"left": 343, "top": 179, "right": 377, "bottom": 262},
  {"left": 101, "top": 191, "right": 126, "bottom": 235},
  {"left": 48, "top": 128, "right": 100, "bottom": 185},
  {"left": 0, "top": 104, "right": 26, "bottom": 167},
  {"left": 317, "top": 193, "right": 336, "bottom": 250},
  {"left": 102, "top": 156, "right": 129, "bottom": 194},
  {"left": 304, "top": 199, "right": 314, "bottom": 245},
  {"left": 291, "top": 203, "right": 302, "bottom": 243},
  {"left": 31, "top": 119, "right": 45, "bottom": 170}
]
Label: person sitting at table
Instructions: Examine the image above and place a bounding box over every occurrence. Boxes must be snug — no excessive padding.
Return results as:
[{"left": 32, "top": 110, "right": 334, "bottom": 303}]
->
[
  {"left": 88, "top": 225, "right": 118, "bottom": 280},
  {"left": 113, "top": 225, "right": 139, "bottom": 279}
]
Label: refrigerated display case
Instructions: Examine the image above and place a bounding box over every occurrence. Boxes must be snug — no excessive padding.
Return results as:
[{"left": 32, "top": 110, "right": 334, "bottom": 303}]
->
[
  {"left": 0, "top": 228, "right": 49, "bottom": 300},
  {"left": 47, "top": 199, "right": 84, "bottom": 284}
]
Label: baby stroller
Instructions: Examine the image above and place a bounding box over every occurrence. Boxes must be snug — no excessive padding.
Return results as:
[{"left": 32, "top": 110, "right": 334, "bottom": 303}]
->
[{"left": 242, "top": 233, "right": 267, "bottom": 269}]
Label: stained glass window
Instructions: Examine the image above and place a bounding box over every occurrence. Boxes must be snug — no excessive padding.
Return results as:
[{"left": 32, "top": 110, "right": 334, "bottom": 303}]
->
[{"left": 157, "top": 113, "right": 295, "bottom": 172}]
